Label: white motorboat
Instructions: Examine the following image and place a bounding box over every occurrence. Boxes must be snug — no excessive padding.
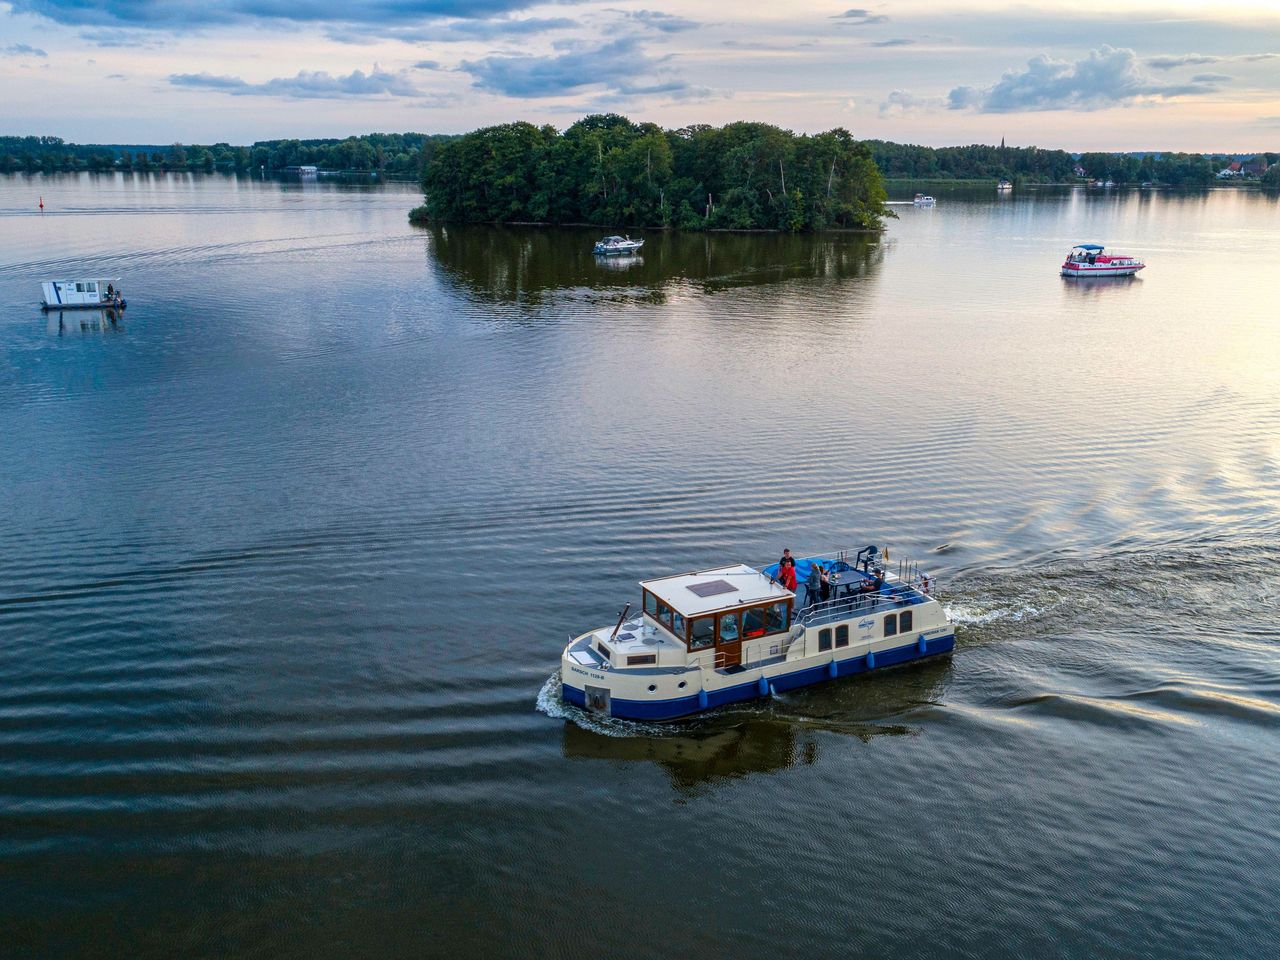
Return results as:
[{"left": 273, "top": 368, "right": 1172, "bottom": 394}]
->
[
  {"left": 1061, "top": 243, "right": 1146, "bottom": 278},
  {"left": 593, "top": 235, "right": 644, "bottom": 255},
  {"left": 912, "top": 194, "right": 936, "bottom": 206}
]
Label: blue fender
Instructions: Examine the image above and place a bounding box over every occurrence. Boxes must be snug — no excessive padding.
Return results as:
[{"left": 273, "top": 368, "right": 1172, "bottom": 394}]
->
[
  {"left": 828, "top": 660, "right": 838, "bottom": 679},
  {"left": 918, "top": 633, "right": 928, "bottom": 654},
  {"left": 757, "top": 675, "right": 769, "bottom": 697},
  {"left": 697, "top": 688, "right": 708, "bottom": 710},
  {"left": 867, "top": 650, "right": 876, "bottom": 669}
]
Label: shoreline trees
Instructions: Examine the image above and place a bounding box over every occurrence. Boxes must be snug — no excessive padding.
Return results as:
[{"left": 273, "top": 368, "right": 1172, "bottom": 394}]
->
[{"left": 420, "top": 115, "right": 890, "bottom": 232}]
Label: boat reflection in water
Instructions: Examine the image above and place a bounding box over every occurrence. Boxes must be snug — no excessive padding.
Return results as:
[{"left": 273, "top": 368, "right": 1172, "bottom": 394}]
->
[
  {"left": 559, "top": 654, "right": 954, "bottom": 793},
  {"left": 46, "top": 307, "right": 124, "bottom": 336},
  {"left": 593, "top": 252, "right": 644, "bottom": 271},
  {"left": 421, "top": 224, "right": 883, "bottom": 306},
  {"left": 562, "top": 718, "right": 818, "bottom": 793}
]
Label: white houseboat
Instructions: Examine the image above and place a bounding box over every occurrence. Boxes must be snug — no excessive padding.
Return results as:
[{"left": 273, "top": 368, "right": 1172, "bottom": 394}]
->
[
  {"left": 912, "top": 194, "right": 936, "bottom": 206},
  {"left": 1061, "top": 244, "right": 1145, "bottom": 277},
  {"left": 40, "top": 278, "right": 126, "bottom": 310},
  {"left": 559, "top": 546, "right": 955, "bottom": 721}
]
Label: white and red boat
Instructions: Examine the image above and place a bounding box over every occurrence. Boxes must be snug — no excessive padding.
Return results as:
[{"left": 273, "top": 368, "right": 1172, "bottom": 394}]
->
[{"left": 1061, "top": 243, "right": 1145, "bottom": 278}]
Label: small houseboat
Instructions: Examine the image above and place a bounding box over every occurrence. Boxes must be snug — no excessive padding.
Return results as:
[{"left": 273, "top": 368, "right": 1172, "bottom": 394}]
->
[
  {"left": 997, "top": 178, "right": 1013, "bottom": 192},
  {"left": 1061, "top": 244, "right": 1145, "bottom": 277},
  {"left": 593, "top": 236, "right": 644, "bottom": 256},
  {"left": 912, "top": 194, "right": 936, "bottom": 206},
  {"left": 40, "top": 278, "right": 126, "bottom": 310},
  {"left": 559, "top": 546, "right": 955, "bottom": 721}
]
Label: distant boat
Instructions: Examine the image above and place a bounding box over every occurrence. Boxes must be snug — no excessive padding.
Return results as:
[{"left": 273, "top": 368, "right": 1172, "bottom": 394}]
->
[
  {"left": 997, "top": 179, "right": 1013, "bottom": 191},
  {"left": 1061, "top": 244, "right": 1145, "bottom": 278},
  {"left": 593, "top": 235, "right": 644, "bottom": 256},
  {"left": 40, "top": 278, "right": 126, "bottom": 310},
  {"left": 912, "top": 194, "right": 936, "bottom": 206}
]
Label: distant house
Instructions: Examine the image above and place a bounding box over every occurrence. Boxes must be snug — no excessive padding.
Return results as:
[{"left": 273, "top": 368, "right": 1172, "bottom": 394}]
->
[
  {"left": 1072, "top": 163, "right": 1086, "bottom": 177},
  {"left": 1243, "top": 156, "right": 1269, "bottom": 176},
  {"left": 1217, "top": 160, "right": 1244, "bottom": 179}
]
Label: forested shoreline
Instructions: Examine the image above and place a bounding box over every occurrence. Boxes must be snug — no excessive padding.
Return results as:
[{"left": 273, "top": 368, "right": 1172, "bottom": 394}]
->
[
  {"left": 419, "top": 115, "right": 889, "bottom": 232},
  {"left": 0, "top": 134, "right": 450, "bottom": 177},
  {"left": 5, "top": 129, "right": 1274, "bottom": 195}
]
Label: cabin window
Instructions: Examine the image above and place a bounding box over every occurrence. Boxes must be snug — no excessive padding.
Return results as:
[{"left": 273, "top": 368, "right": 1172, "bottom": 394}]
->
[
  {"left": 644, "top": 591, "right": 658, "bottom": 616},
  {"left": 742, "top": 606, "right": 766, "bottom": 639},
  {"left": 718, "top": 612, "right": 740, "bottom": 644},
  {"left": 627, "top": 654, "right": 656, "bottom": 666},
  {"left": 85, "top": 282, "right": 97, "bottom": 293},
  {"left": 899, "top": 610, "right": 913, "bottom": 633},
  {"left": 766, "top": 602, "right": 788, "bottom": 634},
  {"left": 884, "top": 613, "right": 898, "bottom": 637},
  {"left": 671, "top": 610, "right": 686, "bottom": 640},
  {"left": 75, "top": 282, "right": 86, "bottom": 292},
  {"left": 657, "top": 600, "right": 673, "bottom": 630},
  {"left": 835, "top": 624, "right": 849, "bottom": 648},
  {"left": 597, "top": 642, "right": 612, "bottom": 660},
  {"left": 818, "top": 628, "right": 832, "bottom": 652},
  {"left": 690, "top": 617, "right": 715, "bottom": 650}
]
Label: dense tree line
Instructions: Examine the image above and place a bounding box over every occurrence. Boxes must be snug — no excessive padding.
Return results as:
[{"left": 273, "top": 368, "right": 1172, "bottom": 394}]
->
[
  {"left": 419, "top": 115, "right": 889, "bottom": 231},
  {"left": 1077, "top": 151, "right": 1278, "bottom": 186},
  {"left": 0, "top": 133, "right": 453, "bottom": 176},
  {"left": 869, "top": 141, "right": 1077, "bottom": 182}
]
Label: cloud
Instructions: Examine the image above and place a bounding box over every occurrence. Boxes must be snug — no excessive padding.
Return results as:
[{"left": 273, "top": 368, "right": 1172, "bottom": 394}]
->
[
  {"left": 947, "top": 45, "right": 1218, "bottom": 113},
  {"left": 1147, "top": 51, "right": 1278, "bottom": 70},
  {"left": 459, "top": 36, "right": 692, "bottom": 99},
  {"left": 327, "top": 16, "right": 576, "bottom": 44},
  {"left": 413, "top": 59, "right": 441, "bottom": 70},
  {"left": 9, "top": 0, "right": 549, "bottom": 30},
  {"left": 880, "top": 89, "right": 941, "bottom": 116},
  {"left": 870, "top": 38, "right": 913, "bottom": 47},
  {"left": 169, "top": 65, "right": 420, "bottom": 99},
  {"left": 1191, "top": 73, "right": 1231, "bottom": 83},
  {"left": 4, "top": 42, "right": 48, "bottom": 56},
  {"left": 622, "top": 10, "right": 699, "bottom": 33},
  {"left": 831, "top": 8, "right": 888, "bottom": 25}
]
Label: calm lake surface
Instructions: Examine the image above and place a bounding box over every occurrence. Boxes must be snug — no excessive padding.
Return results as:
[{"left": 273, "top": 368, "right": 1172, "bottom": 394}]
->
[{"left": 2, "top": 173, "right": 1279, "bottom": 959}]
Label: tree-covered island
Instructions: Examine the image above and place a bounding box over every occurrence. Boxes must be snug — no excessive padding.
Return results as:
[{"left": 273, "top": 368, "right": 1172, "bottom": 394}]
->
[{"left": 417, "top": 114, "right": 890, "bottom": 232}]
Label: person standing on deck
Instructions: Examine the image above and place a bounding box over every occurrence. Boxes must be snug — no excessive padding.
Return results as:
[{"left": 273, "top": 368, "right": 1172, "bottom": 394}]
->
[
  {"left": 777, "top": 549, "right": 797, "bottom": 592},
  {"left": 819, "top": 565, "right": 831, "bottom": 603},
  {"left": 805, "top": 562, "right": 822, "bottom": 608}
]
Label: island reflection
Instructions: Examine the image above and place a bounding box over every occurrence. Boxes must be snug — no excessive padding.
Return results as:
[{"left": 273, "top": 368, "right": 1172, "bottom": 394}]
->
[{"left": 421, "top": 225, "right": 884, "bottom": 305}]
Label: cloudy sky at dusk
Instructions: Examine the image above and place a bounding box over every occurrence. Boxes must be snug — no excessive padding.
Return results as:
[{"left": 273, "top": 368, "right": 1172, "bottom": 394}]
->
[{"left": 1, "top": 0, "right": 1278, "bottom": 149}]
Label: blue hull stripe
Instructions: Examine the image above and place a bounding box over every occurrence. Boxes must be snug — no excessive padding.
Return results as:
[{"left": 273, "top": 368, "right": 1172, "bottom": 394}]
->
[{"left": 563, "top": 633, "right": 955, "bottom": 721}]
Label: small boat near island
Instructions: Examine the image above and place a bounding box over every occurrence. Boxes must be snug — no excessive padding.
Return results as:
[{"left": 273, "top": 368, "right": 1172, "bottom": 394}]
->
[
  {"left": 912, "top": 194, "right": 936, "bottom": 206},
  {"left": 593, "top": 235, "right": 644, "bottom": 256},
  {"left": 559, "top": 545, "right": 954, "bottom": 721},
  {"left": 40, "top": 278, "right": 126, "bottom": 311},
  {"left": 1061, "top": 243, "right": 1146, "bottom": 278},
  {"left": 997, "top": 178, "right": 1013, "bottom": 192}
]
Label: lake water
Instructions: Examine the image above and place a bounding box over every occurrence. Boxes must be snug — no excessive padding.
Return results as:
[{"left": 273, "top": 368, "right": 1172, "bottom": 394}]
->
[{"left": 2, "top": 173, "right": 1279, "bottom": 959}]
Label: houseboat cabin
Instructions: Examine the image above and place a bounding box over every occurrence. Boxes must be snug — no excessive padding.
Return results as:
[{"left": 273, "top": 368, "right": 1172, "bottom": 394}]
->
[
  {"left": 560, "top": 547, "right": 956, "bottom": 721},
  {"left": 40, "top": 278, "right": 126, "bottom": 310}
]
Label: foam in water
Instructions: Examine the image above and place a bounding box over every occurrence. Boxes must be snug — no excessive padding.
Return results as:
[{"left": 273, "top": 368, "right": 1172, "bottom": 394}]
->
[{"left": 535, "top": 670, "right": 672, "bottom": 738}]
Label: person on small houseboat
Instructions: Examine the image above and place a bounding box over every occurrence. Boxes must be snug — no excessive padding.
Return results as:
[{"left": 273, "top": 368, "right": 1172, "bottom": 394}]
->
[
  {"left": 805, "top": 562, "right": 822, "bottom": 607},
  {"left": 819, "top": 565, "right": 831, "bottom": 603},
  {"left": 778, "top": 549, "right": 797, "bottom": 592}
]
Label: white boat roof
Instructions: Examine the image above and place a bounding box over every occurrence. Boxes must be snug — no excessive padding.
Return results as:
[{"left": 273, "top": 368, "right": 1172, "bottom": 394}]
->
[{"left": 640, "top": 563, "right": 793, "bottom": 617}]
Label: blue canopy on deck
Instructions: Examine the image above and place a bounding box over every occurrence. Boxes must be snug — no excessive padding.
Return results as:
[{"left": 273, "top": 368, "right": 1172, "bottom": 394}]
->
[{"left": 1073, "top": 243, "right": 1105, "bottom": 250}]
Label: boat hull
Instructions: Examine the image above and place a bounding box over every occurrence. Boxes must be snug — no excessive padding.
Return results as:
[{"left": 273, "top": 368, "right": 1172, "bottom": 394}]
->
[
  {"left": 1061, "top": 265, "right": 1144, "bottom": 277},
  {"left": 41, "top": 300, "right": 126, "bottom": 310},
  {"left": 562, "top": 630, "right": 956, "bottom": 721}
]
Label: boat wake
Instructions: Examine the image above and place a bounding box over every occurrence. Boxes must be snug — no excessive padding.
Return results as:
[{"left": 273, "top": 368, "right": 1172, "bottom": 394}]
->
[{"left": 535, "top": 671, "right": 673, "bottom": 738}]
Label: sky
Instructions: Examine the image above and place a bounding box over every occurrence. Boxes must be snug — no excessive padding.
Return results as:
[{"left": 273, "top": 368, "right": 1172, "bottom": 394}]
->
[{"left": 1, "top": 0, "right": 1279, "bottom": 150}]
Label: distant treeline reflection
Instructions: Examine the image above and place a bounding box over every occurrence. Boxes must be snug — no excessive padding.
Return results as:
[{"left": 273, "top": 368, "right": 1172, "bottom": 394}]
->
[
  {"left": 424, "top": 225, "right": 884, "bottom": 304},
  {"left": 418, "top": 114, "right": 890, "bottom": 232}
]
